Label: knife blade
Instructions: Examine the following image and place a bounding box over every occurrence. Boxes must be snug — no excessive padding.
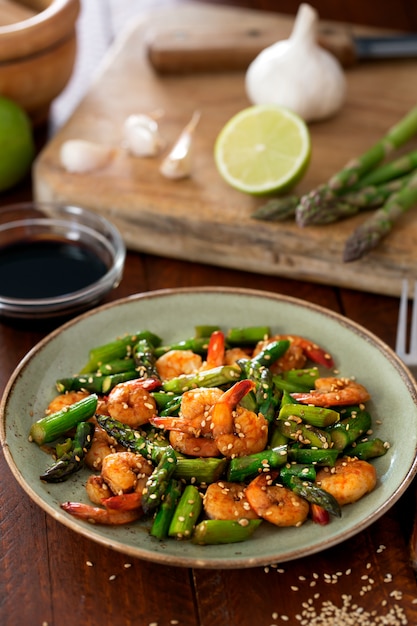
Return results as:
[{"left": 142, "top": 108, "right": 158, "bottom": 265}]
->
[{"left": 146, "top": 26, "right": 417, "bottom": 74}]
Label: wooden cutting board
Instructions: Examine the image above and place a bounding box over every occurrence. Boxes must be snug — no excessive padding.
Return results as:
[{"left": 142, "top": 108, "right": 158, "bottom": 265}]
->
[{"left": 33, "top": 2, "right": 417, "bottom": 297}]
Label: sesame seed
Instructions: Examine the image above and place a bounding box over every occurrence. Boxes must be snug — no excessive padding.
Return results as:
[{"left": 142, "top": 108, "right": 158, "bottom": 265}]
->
[
  {"left": 86, "top": 561, "right": 93, "bottom": 567},
  {"left": 109, "top": 574, "right": 116, "bottom": 581}
]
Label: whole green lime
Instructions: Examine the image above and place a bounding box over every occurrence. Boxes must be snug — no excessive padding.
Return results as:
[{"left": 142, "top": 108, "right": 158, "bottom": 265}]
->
[{"left": 0, "top": 97, "right": 35, "bottom": 192}]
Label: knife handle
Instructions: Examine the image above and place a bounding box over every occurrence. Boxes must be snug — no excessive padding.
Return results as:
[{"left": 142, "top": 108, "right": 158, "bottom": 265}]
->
[{"left": 145, "top": 26, "right": 357, "bottom": 74}]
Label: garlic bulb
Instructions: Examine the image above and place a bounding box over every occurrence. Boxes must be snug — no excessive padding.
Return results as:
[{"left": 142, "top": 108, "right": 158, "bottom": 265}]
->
[
  {"left": 60, "top": 139, "right": 114, "bottom": 173},
  {"left": 245, "top": 3, "right": 346, "bottom": 122},
  {"left": 160, "top": 111, "right": 201, "bottom": 180},
  {"left": 123, "top": 113, "right": 164, "bottom": 157}
]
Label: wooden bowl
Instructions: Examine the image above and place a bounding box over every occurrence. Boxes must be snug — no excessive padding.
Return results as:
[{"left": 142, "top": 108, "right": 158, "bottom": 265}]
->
[{"left": 0, "top": 0, "right": 80, "bottom": 125}]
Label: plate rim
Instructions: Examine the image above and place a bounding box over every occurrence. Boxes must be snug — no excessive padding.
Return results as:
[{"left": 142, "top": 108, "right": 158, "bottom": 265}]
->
[{"left": 2, "top": 286, "right": 417, "bottom": 569}]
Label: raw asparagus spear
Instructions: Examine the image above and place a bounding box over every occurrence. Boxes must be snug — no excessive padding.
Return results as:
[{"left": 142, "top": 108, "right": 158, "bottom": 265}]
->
[
  {"left": 253, "top": 174, "right": 412, "bottom": 224},
  {"left": 29, "top": 393, "right": 98, "bottom": 445},
  {"left": 296, "top": 105, "right": 417, "bottom": 226},
  {"left": 343, "top": 170, "right": 417, "bottom": 262},
  {"left": 299, "top": 173, "right": 413, "bottom": 225},
  {"left": 40, "top": 421, "right": 95, "bottom": 483}
]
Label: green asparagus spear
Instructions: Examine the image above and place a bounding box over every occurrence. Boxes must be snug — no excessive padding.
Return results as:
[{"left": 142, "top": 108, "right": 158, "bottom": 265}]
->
[
  {"left": 194, "top": 325, "right": 221, "bottom": 338},
  {"left": 278, "top": 403, "right": 340, "bottom": 428},
  {"left": 226, "top": 326, "right": 270, "bottom": 346},
  {"left": 252, "top": 196, "right": 300, "bottom": 221},
  {"left": 154, "top": 336, "right": 211, "bottom": 358},
  {"left": 168, "top": 485, "right": 203, "bottom": 539},
  {"left": 227, "top": 446, "right": 288, "bottom": 482},
  {"left": 329, "top": 406, "right": 372, "bottom": 450},
  {"left": 55, "top": 370, "right": 139, "bottom": 394},
  {"left": 150, "top": 478, "right": 183, "bottom": 540},
  {"left": 175, "top": 457, "right": 227, "bottom": 484},
  {"left": 96, "top": 414, "right": 169, "bottom": 462},
  {"left": 343, "top": 170, "right": 417, "bottom": 262},
  {"left": 298, "top": 174, "right": 413, "bottom": 226},
  {"left": 141, "top": 447, "right": 177, "bottom": 515},
  {"left": 273, "top": 369, "right": 320, "bottom": 393},
  {"left": 279, "top": 463, "right": 317, "bottom": 483},
  {"left": 162, "top": 364, "right": 241, "bottom": 393},
  {"left": 283, "top": 475, "right": 341, "bottom": 518},
  {"left": 252, "top": 172, "right": 412, "bottom": 224},
  {"left": 288, "top": 447, "right": 339, "bottom": 466},
  {"left": 344, "top": 437, "right": 389, "bottom": 460},
  {"left": 39, "top": 421, "right": 95, "bottom": 483},
  {"left": 237, "top": 340, "right": 289, "bottom": 421},
  {"left": 192, "top": 519, "right": 262, "bottom": 545},
  {"left": 349, "top": 149, "right": 417, "bottom": 188},
  {"left": 296, "top": 105, "right": 417, "bottom": 226},
  {"left": 29, "top": 393, "right": 98, "bottom": 445},
  {"left": 97, "top": 358, "right": 136, "bottom": 375},
  {"left": 275, "top": 417, "right": 332, "bottom": 449},
  {"left": 79, "top": 331, "right": 162, "bottom": 373},
  {"left": 133, "top": 338, "right": 160, "bottom": 379}
]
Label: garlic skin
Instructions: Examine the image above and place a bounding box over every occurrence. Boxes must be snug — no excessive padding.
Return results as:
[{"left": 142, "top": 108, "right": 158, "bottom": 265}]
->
[
  {"left": 60, "top": 139, "right": 114, "bottom": 173},
  {"left": 245, "top": 3, "right": 346, "bottom": 122},
  {"left": 123, "top": 114, "right": 164, "bottom": 157},
  {"left": 160, "top": 111, "right": 201, "bottom": 180}
]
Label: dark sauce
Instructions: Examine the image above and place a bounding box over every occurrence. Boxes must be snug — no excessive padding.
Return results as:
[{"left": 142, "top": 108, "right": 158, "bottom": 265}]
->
[{"left": 0, "top": 237, "right": 108, "bottom": 299}]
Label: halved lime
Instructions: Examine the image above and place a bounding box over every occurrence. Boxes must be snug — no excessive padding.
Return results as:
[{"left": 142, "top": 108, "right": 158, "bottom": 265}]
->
[
  {"left": 214, "top": 104, "right": 311, "bottom": 195},
  {"left": 0, "top": 97, "right": 35, "bottom": 192}
]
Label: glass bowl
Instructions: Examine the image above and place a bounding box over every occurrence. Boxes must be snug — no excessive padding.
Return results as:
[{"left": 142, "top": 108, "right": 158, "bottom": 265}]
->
[{"left": 0, "top": 202, "right": 125, "bottom": 319}]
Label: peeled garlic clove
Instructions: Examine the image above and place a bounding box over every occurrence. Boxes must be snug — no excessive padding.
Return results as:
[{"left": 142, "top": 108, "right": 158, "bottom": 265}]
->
[
  {"left": 60, "top": 139, "right": 114, "bottom": 173},
  {"left": 123, "top": 114, "right": 164, "bottom": 157},
  {"left": 160, "top": 111, "right": 201, "bottom": 180},
  {"left": 245, "top": 3, "right": 346, "bottom": 122}
]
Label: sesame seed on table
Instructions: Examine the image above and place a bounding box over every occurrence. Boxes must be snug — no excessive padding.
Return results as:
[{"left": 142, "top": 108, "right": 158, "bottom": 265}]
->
[{"left": 1, "top": 1, "right": 417, "bottom": 625}]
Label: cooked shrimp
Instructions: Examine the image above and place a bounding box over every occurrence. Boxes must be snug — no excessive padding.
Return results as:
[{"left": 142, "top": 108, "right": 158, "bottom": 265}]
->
[
  {"left": 84, "top": 420, "right": 122, "bottom": 471},
  {"left": 200, "top": 330, "right": 225, "bottom": 370},
  {"left": 155, "top": 349, "right": 202, "bottom": 380},
  {"left": 254, "top": 334, "right": 334, "bottom": 370},
  {"left": 315, "top": 457, "right": 377, "bottom": 506},
  {"left": 107, "top": 378, "right": 158, "bottom": 427},
  {"left": 61, "top": 501, "right": 141, "bottom": 525},
  {"left": 151, "top": 387, "right": 223, "bottom": 457},
  {"left": 168, "top": 431, "right": 220, "bottom": 457},
  {"left": 101, "top": 451, "right": 153, "bottom": 495},
  {"left": 46, "top": 390, "right": 89, "bottom": 414},
  {"left": 85, "top": 474, "right": 111, "bottom": 504},
  {"left": 203, "top": 481, "right": 259, "bottom": 521},
  {"left": 245, "top": 471, "right": 309, "bottom": 527},
  {"left": 211, "top": 379, "right": 269, "bottom": 458},
  {"left": 224, "top": 347, "right": 252, "bottom": 366},
  {"left": 291, "top": 376, "right": 371, "bottom": 407}
]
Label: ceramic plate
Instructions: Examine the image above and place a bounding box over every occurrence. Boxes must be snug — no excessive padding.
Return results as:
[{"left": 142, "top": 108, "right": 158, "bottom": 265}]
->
[{"left": 2, "top": 287, "right": 417, "bottom": 569}]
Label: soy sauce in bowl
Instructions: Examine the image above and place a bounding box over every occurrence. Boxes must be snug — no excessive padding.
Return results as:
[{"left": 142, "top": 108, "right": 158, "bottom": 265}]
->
[
  {"left": 0, "top": 203, "right": 125, "bottom": 319},
  {"left": 0, "top": 237, "right": 108, "bottom": 299}
]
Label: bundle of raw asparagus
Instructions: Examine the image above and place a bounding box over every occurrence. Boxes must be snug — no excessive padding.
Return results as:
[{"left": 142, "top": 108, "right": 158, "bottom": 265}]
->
[{"left": 252, "top": 105, "right": 417, "bottom": 262}]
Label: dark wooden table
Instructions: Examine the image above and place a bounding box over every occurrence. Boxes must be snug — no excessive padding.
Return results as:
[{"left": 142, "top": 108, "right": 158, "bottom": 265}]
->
[{"left": 2, "top": 2, "right": 417, "bottom": 625}]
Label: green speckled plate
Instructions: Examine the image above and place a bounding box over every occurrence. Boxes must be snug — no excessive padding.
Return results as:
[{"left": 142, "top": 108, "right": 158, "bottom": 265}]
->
[{"left": 2, "top": 287, "right": 417, "bottom": 569}]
